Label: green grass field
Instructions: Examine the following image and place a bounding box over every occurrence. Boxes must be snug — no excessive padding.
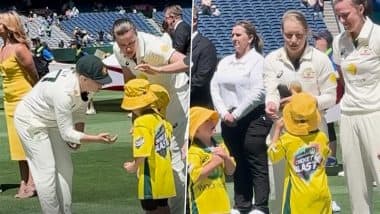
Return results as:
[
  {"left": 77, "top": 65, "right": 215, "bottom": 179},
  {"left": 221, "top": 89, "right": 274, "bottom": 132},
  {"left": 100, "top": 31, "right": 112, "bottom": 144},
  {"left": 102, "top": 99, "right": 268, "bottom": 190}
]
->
[{"left": 1, "top": 89, "right": 379, "bottom": 213}]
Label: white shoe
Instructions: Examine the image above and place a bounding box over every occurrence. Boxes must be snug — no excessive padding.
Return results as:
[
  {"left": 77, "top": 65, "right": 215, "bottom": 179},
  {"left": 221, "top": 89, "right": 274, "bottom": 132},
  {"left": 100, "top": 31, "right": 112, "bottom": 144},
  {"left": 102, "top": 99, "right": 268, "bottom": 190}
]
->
[
  {"left": 249, "top": 209, "right": 265, "bottom": 214},
  {"left": 86, "top": 107, "right": 96, "bottom": 115},
  {"left": 332, "top": 201, "right": 341, "bottom": 212},
  {"left": 373, "top": 181, "right": 377, "bottom": 187},
  {"left": 230, "top": 209, "right": 240, "bottom": 214},
  {"left": 337, "top": 171, "right": 345, "bottom": 177}
]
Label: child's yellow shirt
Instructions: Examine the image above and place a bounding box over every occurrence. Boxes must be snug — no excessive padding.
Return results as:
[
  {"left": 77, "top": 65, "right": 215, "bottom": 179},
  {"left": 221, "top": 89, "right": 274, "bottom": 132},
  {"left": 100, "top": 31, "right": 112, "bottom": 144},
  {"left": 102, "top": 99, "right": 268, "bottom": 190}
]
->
[
  {"left": 268, "top": 131, "right": 332, "bottom": 214},
  {"left": 132, "top": 113, "right": 176, "bottom": 199},
  {"left": 188, "top": 139, "right": 232, "bottom": 214}
]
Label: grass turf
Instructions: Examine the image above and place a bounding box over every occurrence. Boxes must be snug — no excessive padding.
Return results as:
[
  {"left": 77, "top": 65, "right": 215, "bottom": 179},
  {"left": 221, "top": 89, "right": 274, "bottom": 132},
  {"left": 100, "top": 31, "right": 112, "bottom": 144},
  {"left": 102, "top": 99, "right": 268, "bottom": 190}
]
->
[{"left": 1, "top": 90, "right": 379, "bottom": 213}]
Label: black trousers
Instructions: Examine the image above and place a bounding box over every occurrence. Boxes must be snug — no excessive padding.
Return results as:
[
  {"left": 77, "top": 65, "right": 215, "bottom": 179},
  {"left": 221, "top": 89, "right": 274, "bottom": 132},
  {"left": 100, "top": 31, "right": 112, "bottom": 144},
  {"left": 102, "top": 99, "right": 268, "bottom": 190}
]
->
[{"left": 221, "top": 105, "right": 272, "bottom": 214}]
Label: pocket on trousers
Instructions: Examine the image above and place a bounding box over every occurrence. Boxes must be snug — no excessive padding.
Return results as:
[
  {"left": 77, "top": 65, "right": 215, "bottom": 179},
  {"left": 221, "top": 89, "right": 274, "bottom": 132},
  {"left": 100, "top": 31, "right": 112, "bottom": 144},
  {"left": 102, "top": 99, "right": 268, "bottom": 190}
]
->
[{"left": 247, "top": 115, "right": 273, "bottom": 136}]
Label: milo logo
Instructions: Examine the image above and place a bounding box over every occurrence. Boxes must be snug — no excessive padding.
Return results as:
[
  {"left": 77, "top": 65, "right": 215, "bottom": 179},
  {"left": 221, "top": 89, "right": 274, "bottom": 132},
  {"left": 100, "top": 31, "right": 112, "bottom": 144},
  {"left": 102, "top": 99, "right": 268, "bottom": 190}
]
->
[{"left": 293, "top": 144, "right": 323, "bottom": 182}]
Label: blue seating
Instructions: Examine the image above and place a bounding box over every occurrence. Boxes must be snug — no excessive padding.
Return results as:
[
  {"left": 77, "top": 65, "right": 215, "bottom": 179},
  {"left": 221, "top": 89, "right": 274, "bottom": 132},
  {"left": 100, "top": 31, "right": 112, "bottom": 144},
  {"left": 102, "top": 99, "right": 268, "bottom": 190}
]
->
[{"left": 197, "top": 0, "right": 328, "bottom": 57}]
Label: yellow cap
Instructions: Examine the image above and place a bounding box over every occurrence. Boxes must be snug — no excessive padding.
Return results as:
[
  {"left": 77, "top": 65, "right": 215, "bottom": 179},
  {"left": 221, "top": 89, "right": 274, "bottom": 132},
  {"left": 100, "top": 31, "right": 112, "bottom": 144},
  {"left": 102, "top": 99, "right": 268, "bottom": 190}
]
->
[
  {"left": 149, "top": 84, "right": 170, "bottom": 117},
  {"left": 283, "top": 92, "right": 321, "bottom": 136},
  {"left": 189, "top": 106, "right": 219, "bottom": 141},
  {"left": 121, "top": 79, "right": 157, "bottom": 110}
]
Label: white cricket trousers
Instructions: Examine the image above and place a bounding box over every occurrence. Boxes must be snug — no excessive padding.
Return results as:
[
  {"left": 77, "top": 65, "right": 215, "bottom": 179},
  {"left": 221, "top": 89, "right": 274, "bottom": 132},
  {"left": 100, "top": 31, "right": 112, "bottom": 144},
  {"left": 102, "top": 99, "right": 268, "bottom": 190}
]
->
[
  {"left": 167, "top": 88, "right": 188, "bottom": 214},
  {"left": 269, "top": 114, "right": 328, "bottom": 214},
  {"left": 340, "top": 111, "right": 380, "bottom": 214},
  {"left": 14, "top": 109, "right": 73, "bottom": 214}
]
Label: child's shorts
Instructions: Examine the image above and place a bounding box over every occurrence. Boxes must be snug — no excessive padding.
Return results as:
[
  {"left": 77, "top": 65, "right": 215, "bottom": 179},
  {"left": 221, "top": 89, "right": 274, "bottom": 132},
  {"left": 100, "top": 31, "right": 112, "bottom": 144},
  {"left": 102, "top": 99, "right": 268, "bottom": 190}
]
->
[{"left": 140, "top": 198, "right": 168, "bottom": 211}]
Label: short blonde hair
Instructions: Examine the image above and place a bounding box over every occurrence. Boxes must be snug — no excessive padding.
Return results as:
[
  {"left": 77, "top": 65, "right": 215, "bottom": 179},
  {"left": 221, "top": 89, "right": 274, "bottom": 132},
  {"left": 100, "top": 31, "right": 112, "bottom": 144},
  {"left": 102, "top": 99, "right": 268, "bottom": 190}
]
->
[
  {"left": 0, "top": 11, "right": 30, "bottom": 48},
  {"left": 164, "top": 5, "right": 183, "bottom": 18}
]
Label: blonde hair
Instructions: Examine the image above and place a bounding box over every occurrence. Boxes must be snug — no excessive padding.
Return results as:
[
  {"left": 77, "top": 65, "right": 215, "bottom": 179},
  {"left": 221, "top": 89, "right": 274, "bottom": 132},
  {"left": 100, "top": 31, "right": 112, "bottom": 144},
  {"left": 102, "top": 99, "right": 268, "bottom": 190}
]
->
[
  {"left": 164, "top": 5, "right": 183, "bottom": 18},
  {"left": 0, "top": 11, "right": 30, "bottom": 49},
  {"left": 281, "top": 10, "right": 309, "bottom": 31}
]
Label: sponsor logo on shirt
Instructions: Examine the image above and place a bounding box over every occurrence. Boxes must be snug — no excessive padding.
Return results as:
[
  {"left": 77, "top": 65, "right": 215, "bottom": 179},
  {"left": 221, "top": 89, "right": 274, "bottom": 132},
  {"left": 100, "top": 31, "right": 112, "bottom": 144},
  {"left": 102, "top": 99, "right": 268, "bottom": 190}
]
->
[
  {"left": 155, "top": 125, "right": 169, "bottom": 157},
  {"left": 293, "top": 144, "right": 323, "bottom": 182},
  {"left": 135, "top": 137, "right": 144, "bottom": 149}
]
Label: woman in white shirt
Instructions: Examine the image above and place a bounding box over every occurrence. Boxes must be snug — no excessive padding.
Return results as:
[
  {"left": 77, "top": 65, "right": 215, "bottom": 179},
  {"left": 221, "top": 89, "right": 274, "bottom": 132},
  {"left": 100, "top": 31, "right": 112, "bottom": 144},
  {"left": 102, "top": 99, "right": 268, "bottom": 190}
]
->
[
  {"left": 263, "top": 10, "right": 337, "bottom": 214},
  {"left": 210, "top": 20, "right": 272, "bottom": 214}
]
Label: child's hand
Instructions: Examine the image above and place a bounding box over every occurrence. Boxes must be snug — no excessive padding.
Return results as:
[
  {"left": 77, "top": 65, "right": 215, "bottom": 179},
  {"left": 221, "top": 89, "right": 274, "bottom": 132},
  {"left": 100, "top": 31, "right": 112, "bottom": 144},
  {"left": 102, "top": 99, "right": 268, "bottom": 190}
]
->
[
  {"left": 124, "top": 161, "right": 137, "bottom": 173},
  {"left": 213, "top": 146, "right": 228, "bottom": 159},
  {"left": 274, "top": 118, "right": 284, "bottom": 131}
]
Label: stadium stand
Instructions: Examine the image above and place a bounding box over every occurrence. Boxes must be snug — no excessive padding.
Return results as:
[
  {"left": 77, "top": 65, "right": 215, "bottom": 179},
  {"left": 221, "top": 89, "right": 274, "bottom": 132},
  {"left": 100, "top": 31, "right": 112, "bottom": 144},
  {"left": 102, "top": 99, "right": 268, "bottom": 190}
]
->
[{"left": 195, "top": 0, "right": 328, "bottom": 57}]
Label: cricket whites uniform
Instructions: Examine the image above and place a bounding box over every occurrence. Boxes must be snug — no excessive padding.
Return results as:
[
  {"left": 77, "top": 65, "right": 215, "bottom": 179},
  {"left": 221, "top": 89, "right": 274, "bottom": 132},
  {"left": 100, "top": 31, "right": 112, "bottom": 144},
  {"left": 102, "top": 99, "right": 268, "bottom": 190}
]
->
[
  {"left": 14, "top": 69, "right": 88, "bottom": 214},
  {"left": 333, "top": 17, "right": 380, "bottom": 214},
  {"left": 188, "top": 139, "right": 232, "bottom": 214},
  {"left": 132, "top": 113, "right": 176, "bottom": 200},
  {"left": 114, "top": 31, "right": 188, "bottom": 213},
  {"left": 263, "top": 46, "right": 337, "bottom": 213},
  {"left": 268, "top": 131, "right": 332, "bottom": 214}
]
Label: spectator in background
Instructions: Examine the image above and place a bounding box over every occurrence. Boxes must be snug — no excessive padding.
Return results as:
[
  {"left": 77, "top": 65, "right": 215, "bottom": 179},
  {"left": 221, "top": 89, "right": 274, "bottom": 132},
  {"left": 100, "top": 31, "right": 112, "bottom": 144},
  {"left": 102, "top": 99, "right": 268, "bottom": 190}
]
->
[
  {"left": 210, "top": 20, "right": 271, "bottom": 214},
  {"left": 58, "top": 39, "right": 65, "bottom": 48},
  {"left": 98, "top": 30, "right": 104, "bottom": 42},
  {"left": 164, "top": 5, "right": 191, "bottom": 56},
  {"left": 32, "top": 37, "right": 54, "bottom": 62},
  {"left": 200, "top": 0, "right": 212, "bottom": 15},
  {"left": 0, "top": 10, "right": 39, "bottom": 199},
  {"left": 190, "top": 7, "right": 217, "bottom": 108},
  {"left": 314, "top": 29, "right": 344, "bottom": 168}
]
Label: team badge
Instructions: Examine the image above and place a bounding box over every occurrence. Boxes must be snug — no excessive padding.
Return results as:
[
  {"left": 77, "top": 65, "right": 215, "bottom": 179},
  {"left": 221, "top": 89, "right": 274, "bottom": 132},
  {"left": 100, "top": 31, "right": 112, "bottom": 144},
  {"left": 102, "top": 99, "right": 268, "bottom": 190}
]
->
[
  {"left": 160, "top": 44, "right": 170, "bottom": 53},
  {"left": 329, "top": 73, "right": 337, "bottom": 83},
  {"left": 302, "top": 68, "right": 316, "bottom": 79},
  {"left": 135, "top": 137, "right": 144, "bottom": 149},
  {"left": 346, "top": 63, "right": 357, "bottom": 75}
]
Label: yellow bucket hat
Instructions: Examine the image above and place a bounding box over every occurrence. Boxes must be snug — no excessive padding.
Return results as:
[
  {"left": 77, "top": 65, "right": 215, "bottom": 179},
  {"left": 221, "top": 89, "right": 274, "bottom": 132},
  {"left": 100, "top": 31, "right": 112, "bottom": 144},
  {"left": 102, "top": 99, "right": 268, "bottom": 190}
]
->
[
  {"left": 121, "top": 79, "right": 158, "bottom": 110},
  {"left": 189, "top": 106, "right": 219, "bottom": 141},
  {"left": 283, "top": 92, "right": 321, "bottom": 136},
  {"left": 149, "top": 84, "right": 170, "bottom": 117}
]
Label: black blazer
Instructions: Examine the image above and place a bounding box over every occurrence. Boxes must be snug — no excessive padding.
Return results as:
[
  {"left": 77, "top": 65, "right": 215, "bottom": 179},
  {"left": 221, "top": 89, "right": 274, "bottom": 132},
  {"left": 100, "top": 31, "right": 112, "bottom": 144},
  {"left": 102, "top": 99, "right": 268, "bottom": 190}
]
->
[
  {"left": 172, "top": 21, "right": 191, "bottom": 55},
  {"left": 190, "top": 32, "right": 218, "bottom": 108}
]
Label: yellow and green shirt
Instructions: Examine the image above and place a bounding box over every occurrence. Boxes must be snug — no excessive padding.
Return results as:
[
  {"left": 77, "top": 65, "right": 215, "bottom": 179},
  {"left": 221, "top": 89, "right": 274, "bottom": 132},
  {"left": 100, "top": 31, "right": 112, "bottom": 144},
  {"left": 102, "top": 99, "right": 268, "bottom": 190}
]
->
[
  {"left": 188, "top": 139, "right": 232, "bottom": 214},
  {"left": 132, "top": 113, "right": 176, "bottom": 199},
  {"left": 268, "top": 131, "right": 332, "bottom": 214}
]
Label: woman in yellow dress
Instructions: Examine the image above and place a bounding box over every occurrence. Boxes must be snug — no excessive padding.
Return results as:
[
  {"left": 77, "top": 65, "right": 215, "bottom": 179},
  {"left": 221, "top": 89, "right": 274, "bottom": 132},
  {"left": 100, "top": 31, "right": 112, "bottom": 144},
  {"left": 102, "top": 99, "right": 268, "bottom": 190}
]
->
[{"left": 0, "top": 11, "right": 38, "bottom": 198}]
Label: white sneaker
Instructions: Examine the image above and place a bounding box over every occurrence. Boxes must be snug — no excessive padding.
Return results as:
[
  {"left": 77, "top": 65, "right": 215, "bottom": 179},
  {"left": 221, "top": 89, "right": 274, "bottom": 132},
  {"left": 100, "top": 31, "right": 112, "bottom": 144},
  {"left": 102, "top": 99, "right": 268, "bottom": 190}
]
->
[
  {"left": 230, "top": 209, "right": 240, "bottom": 214},
  {"left": 337, "top": 171, "right": 345, "bottom": 177},
  {"left": 249, "top": 209, "right": 265, "bottom": 214},
  {"left": 332, "top": 201, "right": 341, "bottom": 212},
  {"left": 373, "top": 181, "right": 377, "bottom": 187}
]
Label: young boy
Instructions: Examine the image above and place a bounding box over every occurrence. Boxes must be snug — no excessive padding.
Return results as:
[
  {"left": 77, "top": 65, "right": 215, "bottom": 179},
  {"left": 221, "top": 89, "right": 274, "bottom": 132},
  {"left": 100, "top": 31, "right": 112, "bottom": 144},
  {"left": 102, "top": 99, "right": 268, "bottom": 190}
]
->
[
  {"left": 188, "top": 106, "right": 236, "bottom": 214},
  {"left": 268, "top": 92, "right": 332, "bottom": 214},
  {"left": 122, "top": 79, "right": 176, "bottom": 214}
]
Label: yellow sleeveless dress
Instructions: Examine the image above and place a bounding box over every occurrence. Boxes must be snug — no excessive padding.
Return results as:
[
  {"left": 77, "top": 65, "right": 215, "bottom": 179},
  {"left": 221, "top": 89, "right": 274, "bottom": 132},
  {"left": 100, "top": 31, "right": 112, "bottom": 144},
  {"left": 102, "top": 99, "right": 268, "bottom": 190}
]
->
[{"left": 0, "top": 55, "right": 33, "bottom": 160}]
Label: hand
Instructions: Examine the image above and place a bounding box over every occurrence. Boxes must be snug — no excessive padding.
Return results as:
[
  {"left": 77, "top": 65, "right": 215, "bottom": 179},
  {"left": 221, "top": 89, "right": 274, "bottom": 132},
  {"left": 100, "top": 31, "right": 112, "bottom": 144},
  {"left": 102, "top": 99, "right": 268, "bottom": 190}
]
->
[
  {"left": 124, "top": 161, "right": 137, "bottom": 173},
  {"left": 181, "top": 142, "right": 188, "bottom": 160},
  {"left": 223, "top": 113, "right": 236, "bottom": 126},
  {"left": 135, "top": 64, "right": 160, "bottom": 75},
  {"left": 97, "top": 133, "right": 118, "bottom": 144},
  {"left": 265, "top": 101, "right": 279, "bottom": 119},
  {"left": 280, "top": 96, "right": 292, "bottom": 105},
  {"left": 212, "top": 146, "right": 228, "bottom": 159}
]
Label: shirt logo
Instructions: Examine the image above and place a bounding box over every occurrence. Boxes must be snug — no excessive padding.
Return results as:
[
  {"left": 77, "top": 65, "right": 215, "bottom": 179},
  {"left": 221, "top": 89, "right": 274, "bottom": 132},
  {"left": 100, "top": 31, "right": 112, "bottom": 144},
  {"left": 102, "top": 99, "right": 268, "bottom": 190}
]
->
[
  {"left": 135, "top": 137, "right": 144, "bottom": 149},
  {"left": 302, "top": 68, "right": 316, "bottom": 79},
  {"left": 345, "top": 63, "right": 357, "bottom": 75},
  {"left": 155, "top": 124, "right": 169, "bottom": 157},
  {"left": 293, "top": 144, "right": 323, "bottom": 182}
]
